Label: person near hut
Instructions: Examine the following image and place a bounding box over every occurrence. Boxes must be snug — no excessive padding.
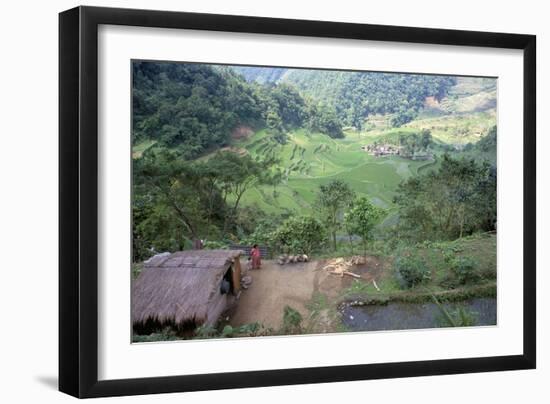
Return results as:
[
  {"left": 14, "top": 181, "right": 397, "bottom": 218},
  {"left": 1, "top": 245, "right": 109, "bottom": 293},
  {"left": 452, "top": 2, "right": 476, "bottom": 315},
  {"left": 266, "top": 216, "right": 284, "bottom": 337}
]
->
[
  {"left": 192, "top": 239, "right": 204, "bottom": 250},
  {"left": 250, "top": 244, "right": 261, "bottom": 270}
]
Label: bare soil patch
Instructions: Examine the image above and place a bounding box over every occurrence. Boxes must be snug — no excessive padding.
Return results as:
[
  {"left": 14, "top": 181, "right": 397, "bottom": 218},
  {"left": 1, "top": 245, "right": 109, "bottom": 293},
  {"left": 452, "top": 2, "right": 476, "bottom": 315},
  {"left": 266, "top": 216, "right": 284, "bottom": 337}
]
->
[
  {"left": 231, "top": 125, "right": 254, "bottom": 140},
  {"left": 227, "top": 256, "right": 385, "bottom": 331}
]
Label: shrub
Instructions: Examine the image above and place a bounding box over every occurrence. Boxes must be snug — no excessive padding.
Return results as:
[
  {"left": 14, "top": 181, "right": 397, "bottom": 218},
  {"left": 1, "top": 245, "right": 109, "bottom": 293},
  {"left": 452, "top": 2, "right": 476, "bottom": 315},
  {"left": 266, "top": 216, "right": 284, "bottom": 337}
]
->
[
  {"left": 280, "top": 306, "right": 303, "bottom": 334},
  {"left": 194, "top": 322, "right": 272, "bottom": 339},
  {"left": 194, "top": 324, "right": 218, "bottom": 339},
  {"left": 435, "top": 304, "right": 478, "bottom": 327},
  {"left": 203, "top": 240, "right": 228, "bottom": 250},
  {"left": 451, "top": 256, "right": 479, "bottom": 285},
  {"left": 270, "top": 216, "right": 327, "bottom": 255},
  {"left": 394, "top": 252, "right": 431, "bottom": 289}
]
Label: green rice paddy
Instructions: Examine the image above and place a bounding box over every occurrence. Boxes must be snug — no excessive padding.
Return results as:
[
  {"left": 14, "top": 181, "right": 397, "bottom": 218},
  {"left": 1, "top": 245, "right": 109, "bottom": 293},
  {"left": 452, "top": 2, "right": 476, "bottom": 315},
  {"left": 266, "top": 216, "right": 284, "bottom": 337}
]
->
[{"left": 233, "top": 128, "right": 435, "bottom": 215}]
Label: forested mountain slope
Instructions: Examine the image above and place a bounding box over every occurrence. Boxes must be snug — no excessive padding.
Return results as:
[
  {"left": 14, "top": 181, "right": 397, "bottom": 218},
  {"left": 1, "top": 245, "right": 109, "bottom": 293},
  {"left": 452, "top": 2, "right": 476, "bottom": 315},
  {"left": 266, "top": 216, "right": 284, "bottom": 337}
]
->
[{"left": 232, "top": 66, "right": 457, "bottom": 127}]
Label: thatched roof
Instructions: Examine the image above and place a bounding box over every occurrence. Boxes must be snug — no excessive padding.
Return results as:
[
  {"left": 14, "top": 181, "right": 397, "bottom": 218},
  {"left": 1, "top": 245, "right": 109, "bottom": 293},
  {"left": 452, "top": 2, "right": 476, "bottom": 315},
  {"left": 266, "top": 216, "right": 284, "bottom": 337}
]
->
[{"left": 132, "top": 249, "right": 242, "bottom": 329}]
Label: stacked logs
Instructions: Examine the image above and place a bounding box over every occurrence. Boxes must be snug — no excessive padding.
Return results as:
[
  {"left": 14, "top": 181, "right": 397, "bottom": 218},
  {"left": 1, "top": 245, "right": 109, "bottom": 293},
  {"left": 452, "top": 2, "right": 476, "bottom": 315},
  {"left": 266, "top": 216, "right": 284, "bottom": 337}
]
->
[{"left": 277, "top": 254, "right": 309, "bottom": 265}]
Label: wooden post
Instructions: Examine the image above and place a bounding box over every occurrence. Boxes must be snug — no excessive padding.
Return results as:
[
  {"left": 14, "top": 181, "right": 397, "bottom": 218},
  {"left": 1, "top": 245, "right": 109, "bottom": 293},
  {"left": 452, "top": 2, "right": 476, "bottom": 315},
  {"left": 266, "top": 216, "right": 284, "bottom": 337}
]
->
[{"left": 232, "top": 257, "right": 241, "bottom": 294}]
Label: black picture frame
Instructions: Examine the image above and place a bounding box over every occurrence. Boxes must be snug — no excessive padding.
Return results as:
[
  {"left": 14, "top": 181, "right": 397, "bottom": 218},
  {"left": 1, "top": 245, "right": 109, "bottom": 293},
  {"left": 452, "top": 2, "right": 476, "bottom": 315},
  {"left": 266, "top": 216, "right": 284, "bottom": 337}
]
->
[{"left": 59, "top": 5, "right": 536, "bottom": 398}]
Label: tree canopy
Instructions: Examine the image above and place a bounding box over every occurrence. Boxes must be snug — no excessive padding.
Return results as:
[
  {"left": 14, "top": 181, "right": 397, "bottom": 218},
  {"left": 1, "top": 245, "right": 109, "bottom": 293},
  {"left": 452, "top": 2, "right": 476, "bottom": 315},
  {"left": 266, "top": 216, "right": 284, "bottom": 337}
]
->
[
  {"left": 132, "top": 61, "right": 349, "bottom": 155},
  {"left": 235, "top": 67, "right": 456, "bottom": 127},
  {"left": 394, "top": 154, "right": 496, "bottom": 241},
  {"left": 344, "top": 197, "right": 385, "bottom": 256},
  {"left": 316, "top": 179, "right": 356, "bottom": 250}
]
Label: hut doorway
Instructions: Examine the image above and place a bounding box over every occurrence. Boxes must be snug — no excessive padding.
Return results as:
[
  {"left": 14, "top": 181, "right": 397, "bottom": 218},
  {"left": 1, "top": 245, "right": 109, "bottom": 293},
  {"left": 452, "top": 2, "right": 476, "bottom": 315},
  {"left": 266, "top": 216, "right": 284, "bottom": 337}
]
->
[{"left": 221, "top": 260, "right": 241, "bottom": 295}]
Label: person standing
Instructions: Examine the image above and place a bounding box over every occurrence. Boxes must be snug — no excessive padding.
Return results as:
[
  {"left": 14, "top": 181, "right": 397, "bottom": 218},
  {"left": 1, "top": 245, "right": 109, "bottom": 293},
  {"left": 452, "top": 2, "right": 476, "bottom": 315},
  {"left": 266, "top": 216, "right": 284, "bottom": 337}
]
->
[{"left": 250, "top": 244, "right": 261, "bottom": 270}]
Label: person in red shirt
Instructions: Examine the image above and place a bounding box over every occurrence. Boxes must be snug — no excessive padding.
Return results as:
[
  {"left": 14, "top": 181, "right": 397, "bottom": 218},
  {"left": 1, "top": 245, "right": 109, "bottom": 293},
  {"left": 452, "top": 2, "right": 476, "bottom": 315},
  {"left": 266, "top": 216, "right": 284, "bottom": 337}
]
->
[{"left": 250, "top": 244, "right": 261, "bottom": 270}]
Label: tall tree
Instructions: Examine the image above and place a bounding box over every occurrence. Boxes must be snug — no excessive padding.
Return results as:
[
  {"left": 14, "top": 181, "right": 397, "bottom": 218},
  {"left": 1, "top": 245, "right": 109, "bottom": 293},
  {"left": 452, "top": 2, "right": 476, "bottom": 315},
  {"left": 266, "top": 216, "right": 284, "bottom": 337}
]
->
[
  {"left": 344, "top": 197, "right": 385, "bottom": 257},
  {"left": 316, "top": 180, "right": 356, "bottom": 250},
  {"left": 210, "top": 151, "right": 279, "bottom": 233},
  {"left": 132, "top": 150, "right": 217, "bottom": 257}
]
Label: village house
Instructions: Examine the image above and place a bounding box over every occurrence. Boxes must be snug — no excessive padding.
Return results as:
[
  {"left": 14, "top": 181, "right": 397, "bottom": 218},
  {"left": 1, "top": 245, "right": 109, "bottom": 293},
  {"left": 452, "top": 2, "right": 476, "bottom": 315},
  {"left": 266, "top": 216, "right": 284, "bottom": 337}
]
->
[
  {"left": 132, "top": 249, "right": 243, "bottom": 334},
  {"left": 361, "top": 143, "right": 401, "bottom": 156}
]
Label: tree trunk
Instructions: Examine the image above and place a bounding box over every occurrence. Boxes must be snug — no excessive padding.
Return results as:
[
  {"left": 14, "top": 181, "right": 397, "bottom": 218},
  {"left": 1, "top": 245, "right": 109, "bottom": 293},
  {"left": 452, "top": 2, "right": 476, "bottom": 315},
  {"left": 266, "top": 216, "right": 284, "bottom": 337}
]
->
[{"left": 459, "top": 204, "right": 465, "bottom": 239}]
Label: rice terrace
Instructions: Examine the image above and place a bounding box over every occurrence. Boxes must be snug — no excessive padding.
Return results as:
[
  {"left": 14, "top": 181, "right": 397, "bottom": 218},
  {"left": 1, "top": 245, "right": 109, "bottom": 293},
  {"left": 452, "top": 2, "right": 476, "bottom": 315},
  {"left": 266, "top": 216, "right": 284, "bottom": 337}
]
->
[{"left": 131, "top": 61, "right": 497, "bottom": 342}]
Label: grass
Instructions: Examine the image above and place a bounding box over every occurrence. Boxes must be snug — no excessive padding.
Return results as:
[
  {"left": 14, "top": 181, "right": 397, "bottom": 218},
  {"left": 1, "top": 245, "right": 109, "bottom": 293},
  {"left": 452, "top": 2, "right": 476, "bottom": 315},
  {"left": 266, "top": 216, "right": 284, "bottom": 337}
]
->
[
  {"left": 305, "top": 292, "right": 348, "bottom": 334},
  {"left": 406, "top": 110, "right": 496, "bottom": 144},
  {"left": 132, "top": 139, "right": 157, "bottom": 158},
  {"left": 227, "top": 94, "right": 495, "bottom": 215},
  {"left": 339, "top": 233, "right": 497, "bottom": 305},
  {"left": 175, "top": 78, "right": 496, "bottom": 217},
  {"left": 232, "top": 128, "right": 436, "bottom": 215}
]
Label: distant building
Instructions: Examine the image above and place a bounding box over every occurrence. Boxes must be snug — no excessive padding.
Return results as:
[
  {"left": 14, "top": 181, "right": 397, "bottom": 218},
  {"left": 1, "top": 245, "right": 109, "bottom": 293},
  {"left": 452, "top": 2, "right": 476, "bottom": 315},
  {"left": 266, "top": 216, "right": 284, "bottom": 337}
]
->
[
  {"left": 361, "top": 143, "right": 433, "bottom": 160},
  {"left": 361, "top": 144, "right": 401, "bottom": 156}
]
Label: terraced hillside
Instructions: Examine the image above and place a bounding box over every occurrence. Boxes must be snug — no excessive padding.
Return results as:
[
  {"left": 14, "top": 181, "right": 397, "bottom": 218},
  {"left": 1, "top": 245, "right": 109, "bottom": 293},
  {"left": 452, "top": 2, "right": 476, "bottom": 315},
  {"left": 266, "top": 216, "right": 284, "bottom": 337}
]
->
[
  {"left": 132, "top": 64, "right": 497, "bottom": 225},
  {"left": 230, "top": 128, "right": 436, "bottom": 216}
]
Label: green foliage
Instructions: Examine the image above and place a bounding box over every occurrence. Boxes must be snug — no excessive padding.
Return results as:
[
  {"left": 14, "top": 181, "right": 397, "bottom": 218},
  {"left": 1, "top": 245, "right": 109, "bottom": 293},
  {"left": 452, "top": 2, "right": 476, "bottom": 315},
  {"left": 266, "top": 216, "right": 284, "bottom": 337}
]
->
[
  {"left": 342, "top": 279, "right": 372, "bottom": 297},
  {"left": 270, "top": 216, "right": 327, "bottom": 255},
  {"left": 239, "top": 212, "right": 286, "bottom": 249},
  {"left": 132, "top": 62, "right": 262, "bottom": 156},
  {"left": 132, "top": 263, "right": 143, "bottom": 280},
  {"left": 394, "top": 154, "right": 496, "bottom": 241},
  {"left": 132, "top": 328, "right": 180, "bottom": 342},
  {"left": 306, "top": 102, "right": 344, "bottom": 138},
  {"left": 390, "top": 109, "right": 416, "bottom": 127},
  {"left": 398, "top": 129, "right": 433, "bottom": 157},
  {"left": 281, "top": 306, "right": 303, "bottom": 334},
  {"left": 132, "top": 148, "right": 277, "bottom": 261},
  {"left": 132, "top": 150, "right": 215, "bottom": 260},
  {"left": 450, "top": 256, "right": 479, "bottom": 285},
  {"left": 234, "top": 66, "right": 456, "bottom": 135},
  {"left": 221, "top": 325, "right": 236, "bottom": 337},
  {"left": 344, "top": 197, "right": 385, "bottom": 256},
  {"left": 203, "top": 240, "right": 229, "bottom": 250},
  {"left": 278, "top": 69, "right": 456, "bottom": 126},
  {"left": 133, "top": 61, "right": 347, "bottom": 155},
  {"left": 394, "top": 251, "right": 431, "bottom": 289},
  {"left": 266, "top": 108, "right": 286, "bottom": 143},
  {"left": 432, "top": 295, "right": 478, "bottom": 327},
  {"left": 193, "top": 322, "right": 270, "bottom": 339},
  {"left": 476, "top": 125, "right": 497, "bottom": 152},
  {"left": 461, "top": 125, "right": 497, "bottom": 164},
  {"left": 233, "top": 66, "right": 288, "bottom": 83},
  {"left": 316, "top": 180, "right": 356, "bottom": 250},
  {"left": 194, "top": 324, "right": 219, "bottom": 339}
]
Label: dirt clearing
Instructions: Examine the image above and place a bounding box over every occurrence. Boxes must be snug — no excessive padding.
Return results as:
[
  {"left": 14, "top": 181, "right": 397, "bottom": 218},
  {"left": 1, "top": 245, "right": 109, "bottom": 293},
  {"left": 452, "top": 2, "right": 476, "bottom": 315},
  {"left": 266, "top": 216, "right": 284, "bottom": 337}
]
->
[{"left": 227, "top": 257, "right": 384, "bottom": 331}]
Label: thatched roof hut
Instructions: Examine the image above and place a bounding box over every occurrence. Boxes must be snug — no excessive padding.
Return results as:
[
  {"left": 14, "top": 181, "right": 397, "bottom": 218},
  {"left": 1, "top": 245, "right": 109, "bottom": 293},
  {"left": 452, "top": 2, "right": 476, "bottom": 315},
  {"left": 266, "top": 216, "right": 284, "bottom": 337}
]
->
[{"left": 132, "top": 249, "right": 243, "bottom": 333}]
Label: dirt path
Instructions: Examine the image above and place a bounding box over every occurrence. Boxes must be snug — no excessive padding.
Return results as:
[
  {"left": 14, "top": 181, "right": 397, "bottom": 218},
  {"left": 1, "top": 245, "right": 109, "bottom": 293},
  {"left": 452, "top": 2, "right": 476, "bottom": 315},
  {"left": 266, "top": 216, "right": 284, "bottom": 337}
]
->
[{"left": 228, "top": 257, "right": 384, "bottom": 331}]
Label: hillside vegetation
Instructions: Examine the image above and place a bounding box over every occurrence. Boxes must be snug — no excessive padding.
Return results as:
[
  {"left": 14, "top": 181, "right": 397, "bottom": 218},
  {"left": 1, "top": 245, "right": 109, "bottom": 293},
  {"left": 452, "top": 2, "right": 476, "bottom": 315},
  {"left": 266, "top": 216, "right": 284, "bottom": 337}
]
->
[
  {"left": 132, "top": 61, "right": 499, "bottom": 340},
  {"left": 234, "top": 66, "right": 457, "bottom": 128},
  {"left": 231, "top": 128, "right": 435, "bottom": 215},
  {"left": 132, "top": 61, "right": 497, "bottom": 264}
]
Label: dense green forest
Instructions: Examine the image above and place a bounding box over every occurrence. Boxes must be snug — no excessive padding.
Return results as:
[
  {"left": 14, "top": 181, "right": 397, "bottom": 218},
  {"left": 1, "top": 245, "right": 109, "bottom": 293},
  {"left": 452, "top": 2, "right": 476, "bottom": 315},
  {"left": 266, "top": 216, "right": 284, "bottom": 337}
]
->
[
  {"left": 233, "top": 66, "right": 456, "bottom": 128},
  {"left": 232, "top": 66, "right": 287, "bottom": 84},
  {"left": 132, "top": 62, "right": 344, "bottom": 159}
]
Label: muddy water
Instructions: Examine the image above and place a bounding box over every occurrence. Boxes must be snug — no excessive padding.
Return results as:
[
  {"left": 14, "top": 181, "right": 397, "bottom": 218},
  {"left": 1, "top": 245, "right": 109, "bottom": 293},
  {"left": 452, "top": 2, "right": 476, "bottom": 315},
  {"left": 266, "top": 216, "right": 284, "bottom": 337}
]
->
[{"left": 341, "top": 298, "right": 496, "bottom": 331}]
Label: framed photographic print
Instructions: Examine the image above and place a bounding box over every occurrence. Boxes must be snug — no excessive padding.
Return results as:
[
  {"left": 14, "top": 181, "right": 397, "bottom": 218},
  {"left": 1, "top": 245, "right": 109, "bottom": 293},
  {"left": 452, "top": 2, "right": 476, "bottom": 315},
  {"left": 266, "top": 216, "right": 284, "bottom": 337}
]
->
[{"left": 59, "top": 6, "right": 536, "bottom": 398}]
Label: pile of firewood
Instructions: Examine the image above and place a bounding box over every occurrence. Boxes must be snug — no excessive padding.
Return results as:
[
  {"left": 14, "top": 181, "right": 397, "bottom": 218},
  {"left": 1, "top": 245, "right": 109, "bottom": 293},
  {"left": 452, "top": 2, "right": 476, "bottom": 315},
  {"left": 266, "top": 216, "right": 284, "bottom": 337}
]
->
[
  {"left": 323, "top": 256, "right": 366, "bottom": 278},
  {"left": 277, "top": 254, "right": 309, "bottom": 265}
]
